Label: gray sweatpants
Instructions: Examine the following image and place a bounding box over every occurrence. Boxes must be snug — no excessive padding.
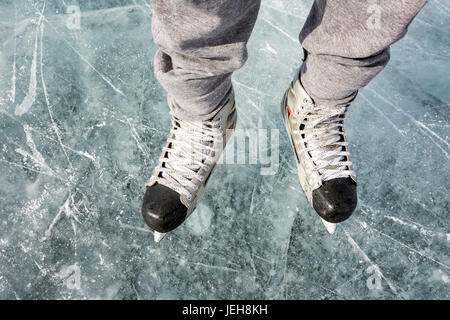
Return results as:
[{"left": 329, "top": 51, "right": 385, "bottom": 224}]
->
[{"left": 150, "top": 0, "right": 428, "bottom": 120}]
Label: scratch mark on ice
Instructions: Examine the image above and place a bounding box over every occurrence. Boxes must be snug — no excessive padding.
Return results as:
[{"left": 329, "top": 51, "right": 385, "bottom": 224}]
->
[
  {"left": 118, "top": 222, "right": 152, "bottom": 233},
  {"left": 367, "top": 88, "right": 449, "bottom": 159},
  {"left": 14, "top": 15, "right": 42, "bottom": 116},
  {"left": 10, "top": 2, "right": 17, "bottom": 103},
  {"left": 44, "top": 196, "right": 71, "bottom": 239},
  {"left": 252, "top": 254, "right": 272, "bottom": 265},
  {"left": 261, "top": 3, "right": 306, "bottom": 20},
  {"left": 249, "top": 184, "right": 257, "bottom": 214},
  {"left": 127, "top": 119, "right": 148, "bottom": 155},
  {"left": 384, "top": 215, "right": 450, "bottom": 240},
  {"left": 344, "top": 229, "right": 399, "bottom": 295},
  {"left": 359, "top": 93, "right": 406, "bottom": 136},
  {"left": 260, "top": 41, "right": 278, "bottom": 55},
  {"left": 26, "top": 124, "right": 98, "bottom": 163},
  {"left": 414, "top": 120, "right": 449, "bottom": 150},
  {"left": 193, "top": 262, "right": 239, "bottom": 273},
  {"left": 357, "top": 222, "right": 450, "bottom": 271},
  {"left": 261, "top": 17, "right": 297, "bottom": 43},
  {"left": 41, "top": 16, "right": 125, "bottom": 97},
  {"left": 32, "top": 6, "right": 126, "bottom": 98},
  {"left": 234, "top": 80, "right": 273, "bottom": 97},
  {"left": 0, "top": 272, "right": 20, "bottom": 300},
  {"left": 39, "top": 21, "right": 73, "bottom": 172},
  {"left": 15, "top": 124, "right": 56, "bottom": 176},
  {"left": 0, "top": 159, "right": 63, "bottom": 182}
]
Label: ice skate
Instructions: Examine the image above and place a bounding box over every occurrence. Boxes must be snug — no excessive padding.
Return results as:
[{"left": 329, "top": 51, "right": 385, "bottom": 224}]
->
[
  {"left": 281, "top": 71, "right": 357, "bottom": 233},
  {"left": 142, "top": 92, "right": 237, "bottom": 242}
]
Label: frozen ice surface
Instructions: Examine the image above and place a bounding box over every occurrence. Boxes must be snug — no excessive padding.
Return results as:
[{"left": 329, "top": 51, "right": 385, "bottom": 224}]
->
[{"left": 0, "top": 0, "right": 449, "bottom": 299}]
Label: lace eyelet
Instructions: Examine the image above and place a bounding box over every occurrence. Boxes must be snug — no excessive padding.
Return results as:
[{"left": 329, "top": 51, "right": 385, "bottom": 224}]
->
[{"left": 187, "top": 195, "right": 192, "bottom": 201}]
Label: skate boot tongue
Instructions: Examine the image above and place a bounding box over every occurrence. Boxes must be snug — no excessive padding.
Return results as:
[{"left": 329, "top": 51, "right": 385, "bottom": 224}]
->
[
  {"left": 303, "top": 106, "right": 351, "bottom": 182},
  {"left": 169, "top": 120, "right": 214, "bottom": 177},
  {"left": 158, "top": 115, "right": 223, "bottom": 201}
]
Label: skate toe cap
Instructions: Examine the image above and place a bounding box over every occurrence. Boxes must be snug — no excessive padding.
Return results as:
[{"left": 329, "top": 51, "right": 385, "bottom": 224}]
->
[
  {"left": 141, "top": 184, "right": 188, "bottom": 233},
  {"left": 312, "top": 178, "right": 357, "bottom": 223}
]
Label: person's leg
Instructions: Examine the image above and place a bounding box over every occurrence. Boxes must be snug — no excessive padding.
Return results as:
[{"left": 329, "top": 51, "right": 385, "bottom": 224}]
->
[
  {"left": 299, "top": 0, "right": 428, "bottom": 107},
  {"left": 150, "top": 0, "right": 261, "bottom": 121},
  {"left": 281, "top": 0, "right": 427, "bottom": 233},
  {"left": 143, "top": 1, "right": 261, "bottom": 240}
]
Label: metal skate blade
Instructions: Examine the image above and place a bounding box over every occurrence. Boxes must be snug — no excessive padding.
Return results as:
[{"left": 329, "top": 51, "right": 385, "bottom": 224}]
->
[
  {"left": 320, "top": 218, "right": 336, "bottom": 235},
  {"left": 154, "top": 232, "right": 167, "bottom": 243}
]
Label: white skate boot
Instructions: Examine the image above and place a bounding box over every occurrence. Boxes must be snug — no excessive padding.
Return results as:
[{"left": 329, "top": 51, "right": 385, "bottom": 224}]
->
[
  {"left": 142, "top": 92, "right": 237, "bottom": 242},
  {"left": 281, "top": 71, "right": 357, "bottom": 234}
]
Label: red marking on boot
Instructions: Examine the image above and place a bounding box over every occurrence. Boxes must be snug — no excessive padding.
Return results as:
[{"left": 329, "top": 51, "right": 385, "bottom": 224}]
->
[
  {"left": 287, "top": 106, "right": 291, "bottom": 119},
  {"left": 226, "top": 128, "right": 232, "bottom": 138}
]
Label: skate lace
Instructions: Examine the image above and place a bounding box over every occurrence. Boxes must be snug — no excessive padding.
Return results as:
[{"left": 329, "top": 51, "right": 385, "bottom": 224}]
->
[
  {"left": 292, "top": 103, "right": 354, "bottom": 181},
  {"left": 155, "top": 116, "right": 223, "bottom": 201}
]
